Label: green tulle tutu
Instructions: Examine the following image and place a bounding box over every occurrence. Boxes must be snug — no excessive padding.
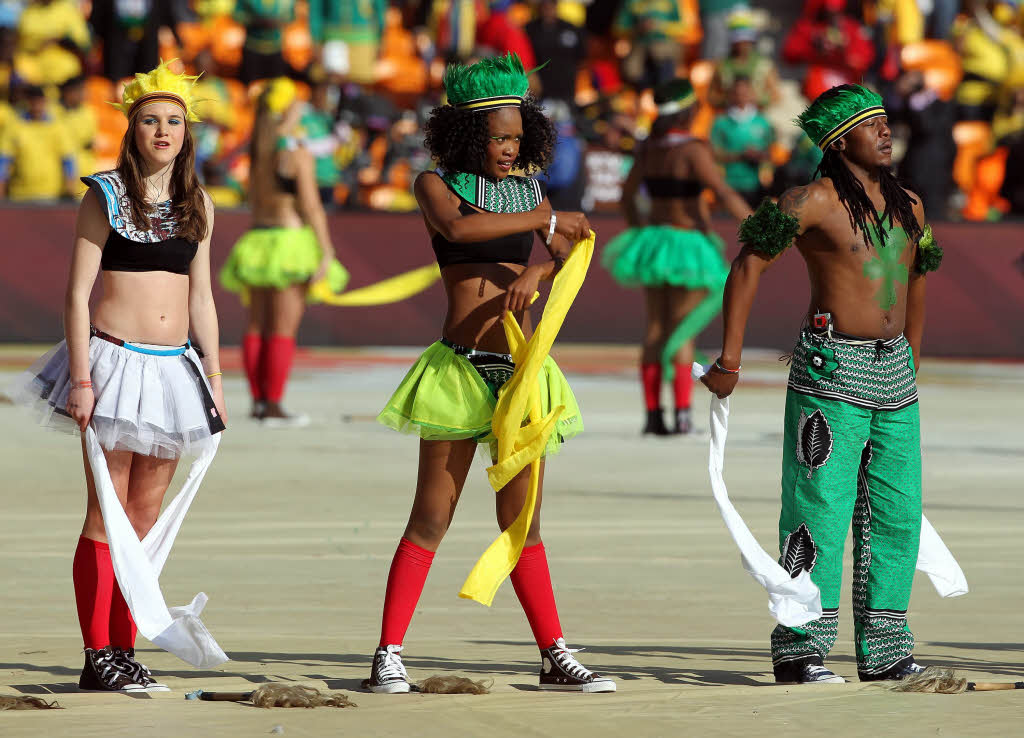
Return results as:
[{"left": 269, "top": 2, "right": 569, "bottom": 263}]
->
[
  {"left": 219, "top": 226, "right": 349, "bottom": 301},
  {"left": 601, "top": 225, "right": 728, "bottom": 289},
  {"left": 377, "top": 341, "right": 582, "bottom": 457}
]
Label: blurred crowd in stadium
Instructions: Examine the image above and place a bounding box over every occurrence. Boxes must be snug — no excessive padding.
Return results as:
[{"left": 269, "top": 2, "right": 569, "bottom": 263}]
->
[{"left": 0, "top": 0, "right": 1022, "bottom": 221}]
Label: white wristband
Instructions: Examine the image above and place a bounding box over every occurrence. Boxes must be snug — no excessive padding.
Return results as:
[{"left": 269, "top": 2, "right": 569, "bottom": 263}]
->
[{"left": 545, "top": 214, "right": 557, "bottom": 246}]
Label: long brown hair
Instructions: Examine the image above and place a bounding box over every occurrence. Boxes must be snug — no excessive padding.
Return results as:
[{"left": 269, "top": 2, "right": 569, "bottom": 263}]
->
[{"left": 115, "top": 114, "right": 209, "bottom": 243}]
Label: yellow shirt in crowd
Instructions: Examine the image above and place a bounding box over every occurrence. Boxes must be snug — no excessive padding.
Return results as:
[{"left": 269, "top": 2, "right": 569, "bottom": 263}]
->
[
  {"left": 58, "top": 103, "right": 98, "bottom": 194},
  {"left": 0, "top": 113, "right": 74, "bottom": 201}
]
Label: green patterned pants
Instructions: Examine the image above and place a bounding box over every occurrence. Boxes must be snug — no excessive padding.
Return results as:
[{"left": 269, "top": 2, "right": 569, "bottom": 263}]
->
[{"left": 770, "top": 330, "right": 922, "bottom": 679}]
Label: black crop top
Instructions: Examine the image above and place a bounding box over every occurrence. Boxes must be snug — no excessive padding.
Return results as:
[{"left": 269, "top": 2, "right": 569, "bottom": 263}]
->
[
  {"left": 82, "top": 171, "right": 198, "bottom": 275},
  {"left": 430, "top": 200, "right": 533, "bottom": 268},
  {"left": 645, "top": 177, "right": 703, "bottom": 199},
  {"left": 100, "top": 230, "right": 197, "bottom": 275},
  {"left": 276, "top": 172, "right": 298, "bottom": 195}
]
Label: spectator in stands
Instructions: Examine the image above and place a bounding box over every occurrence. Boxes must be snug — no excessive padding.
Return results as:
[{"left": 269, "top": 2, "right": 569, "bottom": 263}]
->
[
  {"left": 311, "top": 0, "right": 386, "bottom": 85},
  {"left": 952, "top": 2, "right": 1023, "bottom": 121},
  {"left": 57, "top": 74, "right": 95, "bottom": 193},
  {"left": 709, "top": 9, "right": 779, "bottom": 109},
  {"left": 525, "top": 0, "right": 587, "bottom": 105},
  {"left": 234, "top": 0, "right": 294, "bottom": 84},
  {"left": 300, "top": 74, "right": 343, "bottom": 206},
  {"left": 782, "top": 0, "right": 874, "bottom": 101},
  {"left": 90, "top": 0, "right": 190, "bottom": 82},
  {"left": 540, "top": 99, "right": 586, "bottom": 210},
  {"left": 0, "top": 1, "right": 24, "bottom": 29},
  {"left": 700, "top": 0, "right": 751, "bottom": 60},
  {"left": 14, "top": 0, "right": 90, "bottom": 86},
  {"left": 998, "top": 87, "right": 1024, "bottom": 213},
  {"left": 710, "top": 75, "right": 774, "bottom": 208},
  {"left": 615, "top": 0, "right": 685, "bottom": 89},
  {"left": 886, "top": 69, "right": 955, "bottom": 220},
  {"left": 477, "top": 1, "right": 537, "bottom": 70},
  {"left": 0, "top": 83, "right": 75, "bottom": 200}
]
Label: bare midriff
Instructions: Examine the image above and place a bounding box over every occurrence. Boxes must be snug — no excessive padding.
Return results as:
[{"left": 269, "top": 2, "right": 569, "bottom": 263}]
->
[
  {"left": 251, "top": 190, "right": 304, "bottom": 229},
  {"left": 440, "top": 262, "right": 533, "bottom": 353},
  {"left": 92, "top": 271, "right": 191, "bottom": 345}
]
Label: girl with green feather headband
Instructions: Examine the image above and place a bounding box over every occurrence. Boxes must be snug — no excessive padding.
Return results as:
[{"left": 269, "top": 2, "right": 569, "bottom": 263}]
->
[{"left": 365, "top": 54, "right": 614, "bottom": 696}]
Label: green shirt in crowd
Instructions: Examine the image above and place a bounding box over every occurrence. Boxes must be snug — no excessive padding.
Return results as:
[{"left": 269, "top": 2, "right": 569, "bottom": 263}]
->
[
  {"left": 710, "top": 107, "right": 774, "bottom": 193},
  {"left": 310, "top": 0, "right": 386, "bottom": 44},
  {"left": 234, "top": 0, "right": 295, "bottom": 53}
]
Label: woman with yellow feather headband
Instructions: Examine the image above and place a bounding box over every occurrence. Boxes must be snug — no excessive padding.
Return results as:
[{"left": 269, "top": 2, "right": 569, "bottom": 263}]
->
[
  {"left": 10, "top": 61, "right": 228, "bottom": 691},
  {"left": 367, "top": 53, "right": 615, "bottom": 695},
  {"left": 219, "top": 76, "right": 347, "bottom": 426}
]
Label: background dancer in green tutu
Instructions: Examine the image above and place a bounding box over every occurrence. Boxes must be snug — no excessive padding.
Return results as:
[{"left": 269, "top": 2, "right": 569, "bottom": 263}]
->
[
  {"left": 369, "top": 53, "right": 615, "bottom": 695},
  {"left": 603, "top": 79, "right": 752, "bottom": 436},
  {"left": 220, "top": 77, "right": 348, "bottom": 426}
]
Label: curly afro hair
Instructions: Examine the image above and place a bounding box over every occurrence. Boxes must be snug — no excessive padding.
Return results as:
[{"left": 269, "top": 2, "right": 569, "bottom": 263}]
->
[{"left": 423, "top": 95, "right": 556, "bottom": 175}]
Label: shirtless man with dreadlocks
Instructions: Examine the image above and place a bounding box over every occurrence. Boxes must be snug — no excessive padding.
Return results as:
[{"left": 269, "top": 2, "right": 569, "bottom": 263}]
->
[{"left": 701, "top": 84, "right": 944, "bottom": 684}]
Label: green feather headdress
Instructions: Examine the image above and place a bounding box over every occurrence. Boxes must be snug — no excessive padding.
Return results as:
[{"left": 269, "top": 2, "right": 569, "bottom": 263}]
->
[
  {"left": 442, "top": 53, "right": 530, "bottom": 112},
  {"left": 796, "top": 84, "right": 885, "bottom": 150},
  {"left": 654, "top": 78, "right": 697, "bottom": 116}
]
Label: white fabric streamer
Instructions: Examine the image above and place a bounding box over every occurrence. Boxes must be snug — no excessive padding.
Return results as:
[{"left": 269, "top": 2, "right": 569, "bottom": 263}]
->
[
  {"left": 85, "top": 426, "right": 228, "bottom": 668},
  {"left": 691, "top": 362, "right": 967, "bottom": 628}
]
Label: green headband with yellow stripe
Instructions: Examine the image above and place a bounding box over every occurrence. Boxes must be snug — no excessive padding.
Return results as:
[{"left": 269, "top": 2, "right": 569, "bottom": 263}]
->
[
  {"left": 443, "top": 53, "right": 530, "bottom": 113},
  {"left": 796, "top": 84, "right": 885, "bottom": 151}
]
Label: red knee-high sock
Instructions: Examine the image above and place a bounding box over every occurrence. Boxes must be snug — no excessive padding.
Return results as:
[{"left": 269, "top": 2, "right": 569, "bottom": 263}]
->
[
  {"left": 109, "top": 583, "right": 138, "bottom": 649},
  {"left": 673, "top": 366, "right": 693, "bottom": 410},
  {"left": 264, "top": 335, "right": 296, "bottom": 403},
  {"left": 510, "top": 542, "right": 563, "bottom": 649},
  {"left": 641, "top": 363, "right": 662, "bottom": 411},
  {"left": 242, "top": 333, "right": 264, "bottom": 401},
  {"left": 379, "top": 538, "right": 435, "bottom": 647},
  {"left": 73, "top": 536, "right": 114, "bottom": 650}
]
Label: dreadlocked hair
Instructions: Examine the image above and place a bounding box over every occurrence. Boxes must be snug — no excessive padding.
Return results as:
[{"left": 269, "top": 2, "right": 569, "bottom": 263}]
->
[
  {"left": 423, "top": 95, "right": 555, "bottom": 175},
  {"left": 815, "top": 148, "right": 920, "bottom": 248}
]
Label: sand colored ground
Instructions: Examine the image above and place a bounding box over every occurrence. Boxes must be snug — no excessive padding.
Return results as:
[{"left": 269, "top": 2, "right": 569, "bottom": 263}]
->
[{"left": 0, "top": 346, "right": 1021, "bottom": 737}]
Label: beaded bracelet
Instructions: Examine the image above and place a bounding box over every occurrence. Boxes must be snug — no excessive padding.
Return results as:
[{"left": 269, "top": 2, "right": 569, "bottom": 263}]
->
[{"left": 713, "top": 359, "right": 741, "bottom": 375}]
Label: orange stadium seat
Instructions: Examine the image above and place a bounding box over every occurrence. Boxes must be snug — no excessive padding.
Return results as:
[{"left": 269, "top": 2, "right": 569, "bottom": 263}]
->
[
  {"left": 952, "top": 120, "right": 992, "bottom": 198},
  {"left": 210, "top": 16, "right": 245, "bottom": 70},
  {"left": 283, "top": 21, "right": 313, "bottom": 71},
  {"left": 900, "top": 40, "right": 962, "bottom": 100}
]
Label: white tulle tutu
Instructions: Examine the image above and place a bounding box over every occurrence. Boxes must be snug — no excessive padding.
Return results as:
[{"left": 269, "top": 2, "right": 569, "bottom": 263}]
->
[{"left": 10, "top": 335, "right": 223, "bottom": 459}]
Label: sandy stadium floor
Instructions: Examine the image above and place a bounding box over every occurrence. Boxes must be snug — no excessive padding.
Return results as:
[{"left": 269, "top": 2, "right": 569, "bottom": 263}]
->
[{"left": 0, "top": 346, "right": 1021, "bottom": 737}]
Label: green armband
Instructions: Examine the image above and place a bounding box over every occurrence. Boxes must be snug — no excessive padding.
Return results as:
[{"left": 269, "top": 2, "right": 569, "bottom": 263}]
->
[
  {"left": 914, "top": 224, "right": 942, "bottom": 274},
  {"left": 738, "top": 199, "right": 800, "bottom": 257}
]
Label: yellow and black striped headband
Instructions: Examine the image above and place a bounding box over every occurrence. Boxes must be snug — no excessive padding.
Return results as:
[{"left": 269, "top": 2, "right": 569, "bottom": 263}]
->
[
  {"left": 453, "top": 95, "right": 523, "bottom": 112},
  {"left": 817, "top": 105, "right": 886, "bottom": 150}
]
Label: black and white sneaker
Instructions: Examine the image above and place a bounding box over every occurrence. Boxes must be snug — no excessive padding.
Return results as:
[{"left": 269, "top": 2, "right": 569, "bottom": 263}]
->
[
  {"left": 367, "top": 644, "right": 411, "bottom": 693},
  {"left": 115, "top": 648, "right": 170, "bottom": 692},
  {"left": 859, "top": 656, "right": 925, "bottom": 682},
  {"left": 774, "top": 657, "right": 846, "bottom": 684},
  {"left": 539, "top": 638, "right": 616, "bottom": 692},
  {"left": 79, "top": 647, "right": 146, "bottom": 692}
]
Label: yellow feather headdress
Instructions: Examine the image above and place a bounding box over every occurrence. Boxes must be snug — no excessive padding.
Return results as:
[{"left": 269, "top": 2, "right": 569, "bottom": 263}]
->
[{"left": 114, "top": 59, "right": 201, "bottom": 122}]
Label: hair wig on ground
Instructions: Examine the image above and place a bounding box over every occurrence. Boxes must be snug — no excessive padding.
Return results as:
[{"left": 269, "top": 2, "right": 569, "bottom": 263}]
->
[
  {"left": 417, "top": 676, "right": 492, "bottom": 694},
  {"left": 249, "top": 684, "right": 356, "bottom": 708},
  {"left": 0, "top": 695, "right": 63, "bottom": 710}
]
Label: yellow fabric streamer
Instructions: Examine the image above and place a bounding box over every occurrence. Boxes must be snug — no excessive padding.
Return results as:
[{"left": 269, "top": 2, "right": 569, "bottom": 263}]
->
[
  {"left": 458, "top": 231, "right": 596, "bottom": 606},
  {"left": 307, "top": 263, "right": 441, "bottom": 306}
]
